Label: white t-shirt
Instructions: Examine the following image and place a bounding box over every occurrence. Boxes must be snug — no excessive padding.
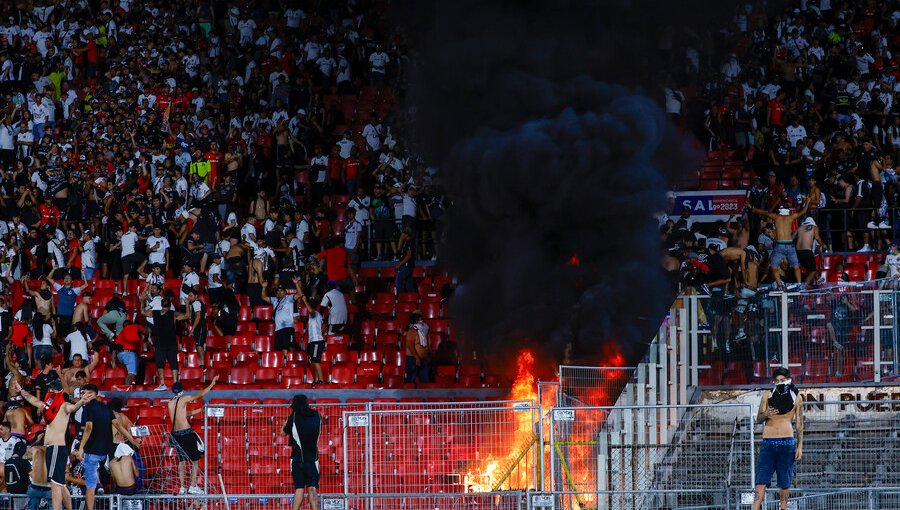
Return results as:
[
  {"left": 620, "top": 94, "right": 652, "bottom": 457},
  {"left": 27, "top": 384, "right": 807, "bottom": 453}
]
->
[
  {"left": 145, "top": 235, "right": 169, "bottom": 264},
  {"left": 786, "top": 125, "right": 807, "bottom": 147},
  {"left": 65, "top": 330, "right": 90, "bottom": 360},
  {"left": 348, "top": 196, "right": 371, "bottom": 224},
  {"left": 145, "top": 294, "right": 163, "bottom": 324},
  {"left": 308, "top": 311, "right": 324, "bottom": 342},
  {"left": 322, "top": 289, "right": 347, "bottom": 326},
  {"left": 0, "top": 123, "right": 16, "bottom": 150},
  {"left": 270, "top": 295, "right": 295, "bottom": 330},
  {"left": 284, "top": 8, "right": 305, "bottom": 28},
  {"left": 47, "top": 240, "right": 65, "bottom": 268},
  {"left": 362, "top": 123, "right": 382, "bottom": 151},
  {"left": 0, "top": 436, "right": 22, "bottom": 463},
  {"left": 34, "top": 323, "right": 53, "bottom": 347},
  {"left": 81, "top": 238, "right": 97, "bottom": 268},
  {"left": 241, "top": 222, "right": 257, "bottom": 242},
  {"left": 121, "top": 231, "right": 138, "bottom": 257},
  {"left": 208, "top": 263, "right": 223, "bottom": 289},
  {"left": 344, "top": 220, "right": 362, "bottom": 250},
  {"left": 180, "top": 272, "right": 200, "bottom": 303},
  {"left": 336, "top": 138, "right": 355, "bottom": 159},
  {"left": 369, "top": 51, "right": 389, "bottom": 73},
  {"left": 887, "top": 253, "right": 900, "bottom": 277}
]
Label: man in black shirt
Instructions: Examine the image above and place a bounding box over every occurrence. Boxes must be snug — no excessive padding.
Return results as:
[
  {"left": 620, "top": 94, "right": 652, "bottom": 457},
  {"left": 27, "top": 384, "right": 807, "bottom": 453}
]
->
[
  {"left": 4, "top": 441, "right": 29, "bottom": 501},
  {"left": 142, "top": 297, "right": 186, "bottom": 391},
  {"left": 74, "top": 384, "right": 114, "bottom": 510},
  {"left": 281, "top": 395, "right": 321, "bottom": 510},
  {"left": 33, "top": 355, "right": 60, "bottom": 400}
]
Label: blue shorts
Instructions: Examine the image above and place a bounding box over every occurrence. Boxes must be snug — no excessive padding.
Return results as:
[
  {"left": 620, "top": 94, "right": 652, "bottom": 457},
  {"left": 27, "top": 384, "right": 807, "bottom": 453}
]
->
[
  {"left": 770, "top": 242, "right": 799, "bottom": 269},
  {"left": 83, "top": 453, "right": 107, "bottom": 489},
  {"left": 117, "top": 351, "right": 139, "bottom": 375},
  {"left": 756, "top": 438, "right": 796, "bottom": 488}
]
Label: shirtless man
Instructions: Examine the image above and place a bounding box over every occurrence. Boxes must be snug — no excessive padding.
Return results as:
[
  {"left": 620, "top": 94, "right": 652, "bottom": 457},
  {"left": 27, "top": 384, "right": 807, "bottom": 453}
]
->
[
  {"left": 869, "top": 156, "right": 890, "bottom": 230},
  {"left": 71, "top": 293, "right": 92, "bottom": 333},
  {"left": 28, "top": 438, "right": 52, "bottom": 510},
  {"left": 15, "top": 379, "right": 93, "bottom": 510},
  {"left": 167, "top": 377, "right": 218, "bottom": 495},
  {"left": 735, "top": 246, "right": 763, "bottom": 344},
  {"left": 752, "top": 368, "right": 803, "bottom": 510},
  {"left": 60, "top": 354, "right": 98, "bottom": 396},
  {"left": 749, "top": 201, "right": 810, "bottom": 289},
  {"left": 795, "top": 217, "right": 824, "bottom": 285},
  {"left": 109, "top": 448, "right": 140, "bottom": 495},
  {"left": 4, "top": 347, "right": 31, "bottom": 438},
  {"left": 250, "top": 190, "right": 270, "bottom": 223}
]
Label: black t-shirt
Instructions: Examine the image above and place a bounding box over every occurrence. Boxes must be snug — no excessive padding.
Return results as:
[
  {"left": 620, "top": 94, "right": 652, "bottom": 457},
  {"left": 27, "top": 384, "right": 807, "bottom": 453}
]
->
[
  {"left": 82, "top": 401, "right": 115, "bottom": 455},
  {"left": 4, "top": 457, "right": 30, "bottom": 493},
  {"left": 708, "top": 252, "right": 731, "bottom": 281},
  {"left": 282, "top": 411, "right": 321, "bottom": 462},
  {"left": 152, "top": 310, "right": 178, "bottom": 349},
  {"left": 34, "top": 370, "right": 60, "bottom": 398}
]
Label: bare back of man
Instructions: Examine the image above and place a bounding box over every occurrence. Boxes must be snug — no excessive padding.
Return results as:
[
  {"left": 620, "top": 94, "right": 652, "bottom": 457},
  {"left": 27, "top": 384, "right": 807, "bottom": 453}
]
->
[{"left": 110, "top": 455, "right": 138, "bottom": 493}]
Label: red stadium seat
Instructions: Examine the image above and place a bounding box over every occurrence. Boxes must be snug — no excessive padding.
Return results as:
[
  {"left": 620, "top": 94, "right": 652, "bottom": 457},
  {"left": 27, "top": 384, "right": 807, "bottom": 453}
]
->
[
  {"left": 331, "top": 366, "right": 355, "bottom": 385},
  {"left": 205, "top": 335, "right": 228, "bottom": 351},
  {"left": 256, "top": 368, "right": 279, "bottom": 385},
  {"left": 235, "top": 352, "right": 259, "bottom": 367},
  {"left": 254, "top": 335, "right": 274, "bottom": 352},
  {"left": 182, "top": 352, "right": 203, "bottom": 368},
  {"left": 238, "top": 306, "right": 253, "bottom": 322},
  {"left": 257, "top": 321, "right": 276, "bottom": 336},
  {"left": 230, "top": 367, "right": 256, "bottom": 385},
  {"left": 231, "top": 335, "right": 253, "bottom": 352},
  {"left": 253, "top": 306, "right": 273, "bottom": 321},
  {"left": 259, "top": 351, "right": 284, "bottom": 368}
]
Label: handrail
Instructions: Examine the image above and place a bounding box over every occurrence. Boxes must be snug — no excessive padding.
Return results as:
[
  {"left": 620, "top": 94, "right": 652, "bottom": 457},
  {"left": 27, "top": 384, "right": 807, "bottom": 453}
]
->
[{"left": 725, "top": 416, "right": 740, "bottom": 488}]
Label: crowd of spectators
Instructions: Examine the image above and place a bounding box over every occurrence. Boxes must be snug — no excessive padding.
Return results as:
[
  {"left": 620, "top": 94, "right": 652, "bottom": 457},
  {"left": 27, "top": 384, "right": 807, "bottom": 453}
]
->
[
  {"left": 0, "top": 0, "right": 460, "bottom": 503},
  {"left": 658, "top": 0, "right": 900, "bottom": 379}
]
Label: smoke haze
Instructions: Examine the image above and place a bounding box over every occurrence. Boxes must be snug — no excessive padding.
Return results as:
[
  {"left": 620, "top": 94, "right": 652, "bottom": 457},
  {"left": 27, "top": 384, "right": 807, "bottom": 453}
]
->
[{"left": 404, "top": 0, "right": 724, "bottom": 364}]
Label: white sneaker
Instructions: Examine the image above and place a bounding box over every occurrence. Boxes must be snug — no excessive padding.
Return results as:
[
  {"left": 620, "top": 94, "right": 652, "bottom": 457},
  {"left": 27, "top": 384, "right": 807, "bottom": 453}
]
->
[
  {"left": 188, "top": 486, "right": 205, "bottom": 495},
  {"left": 178, "top": 487, "right": 187, "bottom": 495},
  {"left": 154, "top": 383, "right": 168, "bottom": 391},
  {"left": 858, "top": 245, "right": 872, "bottom": 253},
  {"left": 867, "top": 221, "right": 879, "bottom": 230},
  {"left": 880, "top": 221, "right": 891, "bottom": 229}
]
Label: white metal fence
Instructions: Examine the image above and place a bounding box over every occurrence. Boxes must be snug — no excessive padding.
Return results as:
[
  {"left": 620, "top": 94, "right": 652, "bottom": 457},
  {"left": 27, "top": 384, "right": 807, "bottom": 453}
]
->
[
  {"left": 683, "top": 288, "right": 900, "bottom": 386},
  {"left": 558, "top": 365, "right": 635, "bottom": 407},
  {"left": 342, "top": 401, "right": 541, "bottom": 494},
  {"left": 548, "top": 404, "right": 754, "bottom": 509}
]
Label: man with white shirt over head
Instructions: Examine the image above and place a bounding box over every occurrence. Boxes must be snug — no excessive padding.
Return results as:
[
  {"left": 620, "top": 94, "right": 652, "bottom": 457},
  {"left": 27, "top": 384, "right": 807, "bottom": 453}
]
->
[{"left": 343, "top": 208, "right": 364, "bottom": 268}]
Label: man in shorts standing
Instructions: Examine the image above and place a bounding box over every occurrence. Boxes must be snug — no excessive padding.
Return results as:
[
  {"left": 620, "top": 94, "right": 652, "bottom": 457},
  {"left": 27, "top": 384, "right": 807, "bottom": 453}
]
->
[
  {"left": 73, "top": 384, "right": 113, "bottom": 510},
  {"left": 749, "top": 202, "right": 809, "bottom": 289},
  {"left": 142, "top": 296, "right": 186, "bottom": 391},
  {"left": 299, "top": 293, "right": 325, "bottom": 386},
  {"left": 15, "top": 379, "right": 92, "bottom": 510},
  {"left": 120, "top": 223, "right": 142, "bottom": 296},
  {"left": 795, "top": 217, "right": 823, "bottom": 285},
  {"left": 281, "top": 395, "right": 321, "bottom": 510},
  {"left": 167, "top": 377, "right": 218, "bottom": 495},
  {"left": 752, "top": 368, "right": 804, "bottom": 510}
]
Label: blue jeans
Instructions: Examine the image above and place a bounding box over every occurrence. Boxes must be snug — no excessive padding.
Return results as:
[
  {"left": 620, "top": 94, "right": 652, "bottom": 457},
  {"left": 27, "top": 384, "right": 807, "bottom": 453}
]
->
[
  {"left": 32, "top": 345, "right": 54, "bottom": 367},
  {"left": 756, "top": 437, "right": 796, "bottom": 488},
  {"left": 27, "top": 485, "right": 50, "bottom": 510},
  {"left": 83, "top": 267, "right": 95, "bottom": 280},
  {"left": 117, "top": 350, "right": 139, "bottom": 375},
  {"left": 405, "top": 355, "right": 430, "bottom": 383},
  {"left": 396, "top": 266, "right": 416, "bottom": 293},
  {"left": 83, "top": 453, "right": 107, "bottom": 489}
]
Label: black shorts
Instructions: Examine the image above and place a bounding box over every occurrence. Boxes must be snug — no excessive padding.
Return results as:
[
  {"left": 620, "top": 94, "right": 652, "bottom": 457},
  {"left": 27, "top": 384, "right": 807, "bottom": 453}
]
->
[
  {"left": 122, "top": 253, "right": 144, "bottom": 275},
  {"left": 855, "top": 210, "right": 872, "bottom": 230},
  {"left": 797, "top": 249, "right": 816, "bottom": 273},
  {"left": 154, "top": 346, "right": 178, "bottom": 369},
  {"left": 872, "top": 182, "right": 884, "bottom": 209},
  {"left": 373, "top": 220, "right": 394, "bottom": 242},
  {"left": 193, "top": 327, "right": 208, "bottom": 348},
  {"left": 216, "top": 316, "right": 237, "bottom": 335},
  {"left": 275, "top": 328, "right": 296, "bottom": 351},
  {"left": 46, "top": 445, "right": 68, "bottom": 486},
  {"left": 291, "top": 457, "right": 320, "bottom": 489},
  {"left": 306, "top": 341, "right": 325, "bottom": 363},
  {"left": 169, "top": 429, "right": 204, "bottom": 462}
]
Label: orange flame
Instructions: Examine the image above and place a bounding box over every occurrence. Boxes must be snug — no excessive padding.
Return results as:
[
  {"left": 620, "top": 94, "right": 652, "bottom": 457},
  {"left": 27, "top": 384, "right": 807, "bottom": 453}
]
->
[{"left": 464, "top": 350, "right": 538, "bottom": 492}]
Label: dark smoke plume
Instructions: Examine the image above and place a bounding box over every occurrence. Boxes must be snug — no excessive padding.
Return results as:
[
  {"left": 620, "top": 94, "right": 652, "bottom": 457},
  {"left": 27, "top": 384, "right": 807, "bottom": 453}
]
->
[{"left": 404, "top": 0, "right": 723, "bottom": 364}]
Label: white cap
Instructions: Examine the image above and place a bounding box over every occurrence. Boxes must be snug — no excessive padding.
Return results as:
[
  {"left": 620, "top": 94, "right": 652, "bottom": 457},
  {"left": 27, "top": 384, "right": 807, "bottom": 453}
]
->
[
  {"left": 778, "top": 208, "right": 791, "bottom": 216},
  {"left": 802, "top": 217, "right": 816, "bottom": 226}
]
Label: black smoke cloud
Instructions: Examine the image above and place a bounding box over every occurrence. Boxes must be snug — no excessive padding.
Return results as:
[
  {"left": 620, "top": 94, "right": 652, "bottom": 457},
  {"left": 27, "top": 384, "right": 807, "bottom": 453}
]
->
[{"left": 403, "top": 0, "right": 723, "bottom": 364}]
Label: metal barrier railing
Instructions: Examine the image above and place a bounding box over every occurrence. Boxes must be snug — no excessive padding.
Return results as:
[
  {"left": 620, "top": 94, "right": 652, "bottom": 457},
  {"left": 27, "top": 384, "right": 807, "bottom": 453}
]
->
[
  {"left": 558, "top": 365, "right": 635, "bottom": 407},
  {"left": 548, "top": 404, "right": 755, "bottom": 500},
  {"left": 686, "top": 288, "right": 900, "bottom": 385}
]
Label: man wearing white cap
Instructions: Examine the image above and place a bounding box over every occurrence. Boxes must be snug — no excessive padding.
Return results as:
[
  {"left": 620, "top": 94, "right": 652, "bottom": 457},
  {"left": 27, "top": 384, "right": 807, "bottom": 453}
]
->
[
  {"left": 796, "top": 217, "right": 823, "bottom": 285},
  {"left": 749, "top": 200, "right": 810, "bottom": 289}
]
